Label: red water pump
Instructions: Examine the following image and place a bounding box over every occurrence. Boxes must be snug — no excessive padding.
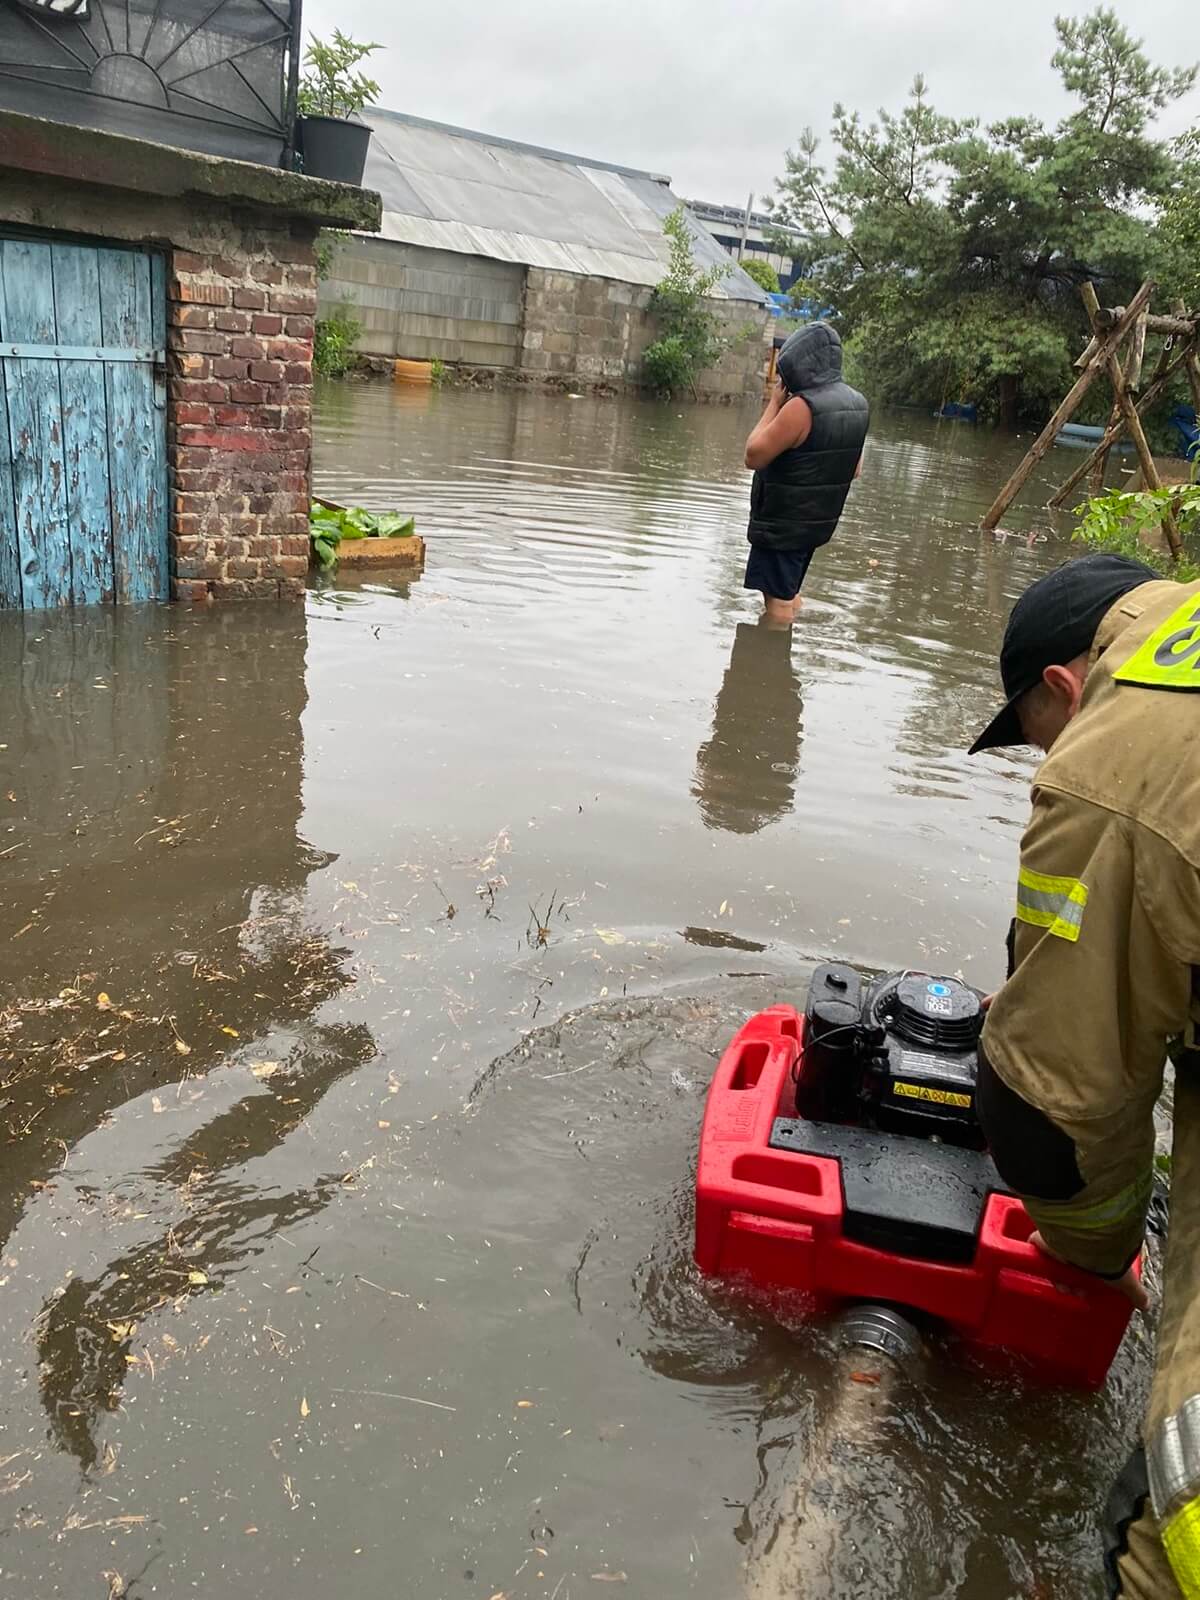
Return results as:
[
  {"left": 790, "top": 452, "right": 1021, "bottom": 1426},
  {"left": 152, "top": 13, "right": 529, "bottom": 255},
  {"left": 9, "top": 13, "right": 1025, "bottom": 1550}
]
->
[{"left": 694, "top": 965, "right": 1134, "bottom": 1389}]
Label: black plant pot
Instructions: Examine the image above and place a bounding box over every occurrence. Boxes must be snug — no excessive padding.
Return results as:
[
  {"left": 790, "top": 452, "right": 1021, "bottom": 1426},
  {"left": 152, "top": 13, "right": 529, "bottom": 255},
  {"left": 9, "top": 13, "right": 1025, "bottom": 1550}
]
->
[{"left": 298, "top": 116, "right": 372, "bottom": 185}]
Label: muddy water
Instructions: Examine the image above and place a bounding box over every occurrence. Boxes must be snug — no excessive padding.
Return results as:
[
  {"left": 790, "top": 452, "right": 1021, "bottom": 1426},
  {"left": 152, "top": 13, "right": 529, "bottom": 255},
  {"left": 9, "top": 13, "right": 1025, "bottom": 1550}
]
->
[{"left": 0, "top": 385, "right": 1151, "bottom": 1598}]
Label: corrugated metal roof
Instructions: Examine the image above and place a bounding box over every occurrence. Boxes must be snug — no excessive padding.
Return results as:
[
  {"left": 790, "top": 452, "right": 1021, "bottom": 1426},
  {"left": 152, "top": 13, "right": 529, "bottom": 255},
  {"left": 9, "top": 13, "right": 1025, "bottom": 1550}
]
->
[{"left": 362, "top": 109, "right": 768, "bottom": 304}]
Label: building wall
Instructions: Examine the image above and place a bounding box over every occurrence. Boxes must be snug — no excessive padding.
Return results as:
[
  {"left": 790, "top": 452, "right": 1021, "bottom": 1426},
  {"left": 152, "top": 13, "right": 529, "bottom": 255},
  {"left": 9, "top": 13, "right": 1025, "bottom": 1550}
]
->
[
  {"left": 0, "top": 175, "right": 316, "bottom": 601},
  {"left": 324, "top": 238, "right": 770, "bottom": 399},
  {"left": 520, "top": 268, "right": 770, "bottom": 399},
  {"left": 321, "top": 238, "right": 524, "bottom": 366}
]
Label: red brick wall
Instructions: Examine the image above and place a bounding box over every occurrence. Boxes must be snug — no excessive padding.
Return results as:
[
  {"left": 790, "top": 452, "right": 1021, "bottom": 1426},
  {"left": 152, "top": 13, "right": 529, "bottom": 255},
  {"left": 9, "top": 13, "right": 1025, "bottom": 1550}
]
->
[{"left": 167, "top": 226, "right": 317, "bottom": 600}]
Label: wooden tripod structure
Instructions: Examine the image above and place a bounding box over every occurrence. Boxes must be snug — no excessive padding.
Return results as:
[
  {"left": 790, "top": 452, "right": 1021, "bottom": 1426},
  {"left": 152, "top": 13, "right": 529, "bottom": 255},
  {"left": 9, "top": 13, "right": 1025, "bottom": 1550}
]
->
[{"left": 980, "top": 281, "right": 1200, "bottom": 558}]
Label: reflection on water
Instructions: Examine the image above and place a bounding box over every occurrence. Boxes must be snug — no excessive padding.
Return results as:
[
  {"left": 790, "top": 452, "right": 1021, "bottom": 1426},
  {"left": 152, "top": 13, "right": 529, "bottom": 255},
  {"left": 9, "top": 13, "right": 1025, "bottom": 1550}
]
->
[
  {"left": 694, "top": 620, "right": 805, "bottom": 833},
  {"left": 0, "top": 386, "right": 1142, "bottom": 1599}
]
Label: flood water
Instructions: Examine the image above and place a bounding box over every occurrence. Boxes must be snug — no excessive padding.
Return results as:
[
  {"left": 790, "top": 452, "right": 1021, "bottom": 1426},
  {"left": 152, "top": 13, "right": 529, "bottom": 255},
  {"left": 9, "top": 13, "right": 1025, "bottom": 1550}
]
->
[{"left": 0, "top": 383, "right": 1154, "bottom": 1598}]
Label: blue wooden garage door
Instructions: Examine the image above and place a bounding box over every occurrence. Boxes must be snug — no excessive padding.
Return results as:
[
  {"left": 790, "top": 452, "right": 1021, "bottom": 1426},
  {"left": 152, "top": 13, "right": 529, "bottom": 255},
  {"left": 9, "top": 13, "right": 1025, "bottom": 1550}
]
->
[{"left": 0, "top": 236, "right": 168, "bottom": 608}]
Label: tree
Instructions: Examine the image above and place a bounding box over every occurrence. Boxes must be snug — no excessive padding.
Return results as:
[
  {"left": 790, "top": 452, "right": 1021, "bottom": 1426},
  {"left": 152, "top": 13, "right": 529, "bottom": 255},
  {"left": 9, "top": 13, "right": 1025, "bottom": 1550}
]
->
[
  {"left": 740, "top": 257, "right": 781, "bottom": 294},
  {"left": 769, "top": 9, "right": 1195, "bottom": 420},
  {"left": 642, "top": 207, "right": 730, "bottom": 397},
  {"left": 1159, "top": 128, "right": 1200, "bottom": 308},
  {"left": 297, "top": 31, "right": 381, "bottom": 120}
]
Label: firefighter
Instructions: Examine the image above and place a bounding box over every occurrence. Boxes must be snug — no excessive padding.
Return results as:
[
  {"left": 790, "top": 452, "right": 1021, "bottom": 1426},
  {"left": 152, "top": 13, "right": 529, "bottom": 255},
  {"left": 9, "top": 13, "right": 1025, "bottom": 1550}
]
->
[{"left": 970, "top": 552, "right": 1200, "bottom": 1598}]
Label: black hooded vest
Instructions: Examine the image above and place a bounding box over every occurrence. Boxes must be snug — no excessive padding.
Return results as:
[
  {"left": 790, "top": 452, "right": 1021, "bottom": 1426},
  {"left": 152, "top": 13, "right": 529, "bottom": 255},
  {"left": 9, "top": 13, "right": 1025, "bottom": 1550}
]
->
[{"left": 747, "top": 324, "right": 869, "bottom": 553}]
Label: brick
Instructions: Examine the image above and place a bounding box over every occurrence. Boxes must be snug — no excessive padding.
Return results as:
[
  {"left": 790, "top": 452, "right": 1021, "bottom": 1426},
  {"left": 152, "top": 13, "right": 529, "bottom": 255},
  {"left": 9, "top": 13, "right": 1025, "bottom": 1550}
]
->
[
  {"left": 171, "top": 250, "right": 210, "bottom": 275},
  {"left": 172, "top": 579, "right": 213, "bottom": 602},
  {"left": 171, "top": 353, "right": 211, "bottom": 379},
  {"left": 250, "top": 262, "right": 285, "bottom": 286},
  {"left": 268, "top": 339, "right": 310, "bottom": 364},
  {"left": 233, "top": 286, "right": 267, "bottom": 311},
  {"left": 174, "top": 330, "right": 228, "bottom": 356},
  {"left": 212, "top": 257, "right": 245, "bottom": 279},
  {"left": 269, "top": 289, "right": 317, "bottom": 316},
  {"left": 283, "top": 315, "right": 315, "bottom": 341},
  {"left": 280, "top": 535, "right": 310, "bottom": 558},
  {"left": 283, "top": 363, "right": 310, "bottom": 384},
  {"left": 284, "top": 264, "right": 318, "bottom": 290},
  {"left": 214, "top": 405, "right": 254, "bottom": 427},
  {"left": 212, "top": 358, "right": 249, "bottom": 381},
  {"left": 229, "top": 381, "right": 266, "bottom": 404},
  {"left": 227, "top": 560, "right": 261, "bottom": 579},
  {"left": 251, "top": 313, "right": 283, "bottom": 336},
  {"left": 228, "top": 335, "right": 265, "bottom": 360},
  {"left": 246, "top": 536, "right": 281, "bottom": 556},
  {"left": 214, "top": 311, "right": 251, "bottom": 334},
  {"left": 174, "top": 403, "right": 213, "bottom": 425},
  {"left": 171, "top": 378, "right": 230, "bottom": 405},
  {"left": 172, "top": 280, "right": 232, "bottom": 307},
  {"left": 276, "top": 556, "right": 309, "bottom": 577},
  {"left": 170, "top": 304, "right": 213, "bottom": 330},
  {"left": 176, "top": 426, "right": 275, "bottom": 454},
  {"left": 250, "top": 360, "right": 285, "bottom": 383},
  {"left": 173, "top": 514, "right": 202, "bottom": 536}
]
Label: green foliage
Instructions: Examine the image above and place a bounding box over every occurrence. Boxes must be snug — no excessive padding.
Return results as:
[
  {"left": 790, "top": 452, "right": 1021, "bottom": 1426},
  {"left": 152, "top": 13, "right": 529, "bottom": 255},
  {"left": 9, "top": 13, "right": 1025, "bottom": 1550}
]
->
[
  {"left": 309, "top": 503, "right": 415, "bottom": 570},
  {"left": 642, "top": 207, "right": 730, "bottom": 396},
  {"left": 740, "top": 257, "right": 781, "bottom": 294},
  {"left": 314, "top": 230, "right": 346, "bottom": 283},
  {"left": 297, "top": 30, "right": 382, "bottom": 120},
  {"left": 313, "top": 303, "right": 361, "bottom": 378},
  {"left": 430, "top": 358, "right": 448, "bottom": 386},
  {"left": 1159, "top": 128, "right": 1200, "bottom": 308},
  {"left": 770, "top": 9, "right": 1196, "bottom": 419},
  {"left": 1072, "top": 472, "right": 1200, "bottom": 582}
]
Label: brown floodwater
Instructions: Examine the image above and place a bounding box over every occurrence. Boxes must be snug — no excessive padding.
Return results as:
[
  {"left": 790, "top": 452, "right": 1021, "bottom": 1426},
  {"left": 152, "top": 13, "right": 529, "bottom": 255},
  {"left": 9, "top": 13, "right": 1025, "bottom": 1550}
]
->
[{"left": 0, "top": 383, "right": 1156, "bottom": 1599}]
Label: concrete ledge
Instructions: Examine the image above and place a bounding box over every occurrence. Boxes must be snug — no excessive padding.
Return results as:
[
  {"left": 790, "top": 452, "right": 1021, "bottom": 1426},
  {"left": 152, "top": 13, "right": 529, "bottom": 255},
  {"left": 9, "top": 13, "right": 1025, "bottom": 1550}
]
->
[{"left": 0, "top": 110, "right": 381, "bottom": 233}]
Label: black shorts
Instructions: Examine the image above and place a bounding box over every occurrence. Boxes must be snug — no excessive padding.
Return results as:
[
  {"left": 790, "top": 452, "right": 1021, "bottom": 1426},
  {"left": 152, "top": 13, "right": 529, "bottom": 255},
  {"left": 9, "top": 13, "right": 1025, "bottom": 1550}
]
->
[{"left": 744, "top": 545, "right": 815, "bottom": 601}]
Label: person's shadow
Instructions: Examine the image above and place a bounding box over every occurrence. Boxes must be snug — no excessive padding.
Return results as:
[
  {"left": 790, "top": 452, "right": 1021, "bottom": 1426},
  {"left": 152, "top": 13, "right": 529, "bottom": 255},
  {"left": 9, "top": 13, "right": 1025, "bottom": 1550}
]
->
[{"left": 692, "top": 620, "right": 804, "bottom": 833}]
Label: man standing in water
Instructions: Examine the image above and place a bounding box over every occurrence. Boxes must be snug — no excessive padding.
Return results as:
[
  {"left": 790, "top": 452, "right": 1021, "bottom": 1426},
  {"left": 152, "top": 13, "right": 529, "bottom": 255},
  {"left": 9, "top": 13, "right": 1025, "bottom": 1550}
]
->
[
  {"left": 742, "top": 321, "right": 868, "bottom": 625},
  {"left": 970, "top": 553, "right": 1200, "bottom": 1599}
]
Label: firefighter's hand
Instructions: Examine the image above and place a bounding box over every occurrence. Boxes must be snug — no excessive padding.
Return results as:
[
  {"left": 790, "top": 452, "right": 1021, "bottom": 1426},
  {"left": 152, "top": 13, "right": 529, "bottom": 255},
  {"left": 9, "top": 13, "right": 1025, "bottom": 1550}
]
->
[{"left": 1029, "top": 1230, "right": 1150, "bottom": 1312}]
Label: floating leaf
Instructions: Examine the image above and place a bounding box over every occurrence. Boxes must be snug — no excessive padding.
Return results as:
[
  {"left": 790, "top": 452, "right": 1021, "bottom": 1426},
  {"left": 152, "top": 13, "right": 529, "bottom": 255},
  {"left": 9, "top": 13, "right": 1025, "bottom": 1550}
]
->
[
  {"left": 718, "top": 900, "right": 729, "bottom": 916},
  {"left": 96, "top": 992, "right": 112, "bottom": 1010},
  {"left": 174, "top": 1039, "right": 191, "bottom": 1057},
  {"left": 221, "top": 1027, "right": 239, "bottom": 1038},
  {"left": 187, "top": 1270, "right": 209, "bottom": 1286},
  {"left": 516, "top": 1399, "right": 534, "bottom": 1408},
  {"left": 594, "top": 928, "right": 626, "bottom": 946},
  {"left": 300, "top": 1396, "right": 310, "bottom": 1419},
  {"left": 250, "top": 1061, "right": 280, "bottom": 1080}
]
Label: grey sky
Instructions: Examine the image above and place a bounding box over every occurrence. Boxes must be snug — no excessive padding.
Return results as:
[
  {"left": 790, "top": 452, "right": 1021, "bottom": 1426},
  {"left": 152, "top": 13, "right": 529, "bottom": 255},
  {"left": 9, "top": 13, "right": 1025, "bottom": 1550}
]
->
[{"left": 303, "top": 0, "right": 1198, "bottom": 205}]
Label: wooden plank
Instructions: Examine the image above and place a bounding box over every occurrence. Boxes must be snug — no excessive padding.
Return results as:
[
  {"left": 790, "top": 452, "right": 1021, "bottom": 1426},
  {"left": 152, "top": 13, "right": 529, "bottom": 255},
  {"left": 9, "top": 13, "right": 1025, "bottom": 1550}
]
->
[
  {"left": 100, "top": 248, "right": 167, "bottom": 603},
  {"left": 979, "top": 279, "right": 1154, "bottom": 531},
  {"left": 52, "top": 243, "right": 115, "bottom": 605},
  {"left": 0, "top": 358, "right": 19, "bottom": 607},
  {"left": 0, "top": 239, "right": 71, "bottom": 607}
]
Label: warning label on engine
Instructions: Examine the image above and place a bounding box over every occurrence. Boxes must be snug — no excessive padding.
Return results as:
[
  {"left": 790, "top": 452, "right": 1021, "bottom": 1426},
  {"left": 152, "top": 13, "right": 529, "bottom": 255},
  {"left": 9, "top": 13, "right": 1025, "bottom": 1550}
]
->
[{"left": 892, "top": 1081, "right": 973, "bottom": 1108}]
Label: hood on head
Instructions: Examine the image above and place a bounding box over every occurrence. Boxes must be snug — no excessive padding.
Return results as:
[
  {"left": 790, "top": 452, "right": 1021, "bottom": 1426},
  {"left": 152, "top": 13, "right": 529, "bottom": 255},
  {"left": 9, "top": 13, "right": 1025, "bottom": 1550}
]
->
[{"left": 777, "top": 321, "right": 843, "bottom": 393}]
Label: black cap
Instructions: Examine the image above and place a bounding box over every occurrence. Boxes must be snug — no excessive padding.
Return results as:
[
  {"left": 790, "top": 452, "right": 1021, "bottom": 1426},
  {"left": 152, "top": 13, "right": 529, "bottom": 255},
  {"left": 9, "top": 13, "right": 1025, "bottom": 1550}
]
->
[{"left": 969, "top": 553, "right": 1158, "bottom": 754}]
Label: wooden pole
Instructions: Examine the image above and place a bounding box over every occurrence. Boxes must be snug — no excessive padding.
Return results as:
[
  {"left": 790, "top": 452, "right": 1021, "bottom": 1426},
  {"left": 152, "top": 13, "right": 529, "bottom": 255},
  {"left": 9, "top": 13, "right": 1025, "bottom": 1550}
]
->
[
  {"left": 1075, "top": 311, "right": 1194, "bottom": 367},
  {"left": 1089, "top": 315, "right": 1146, "bottom": 494},
  {"left": 1081, "top": 283, "right": 1181, "bottom": 558},
  {"left": 1049, "top": 342, "right": 1193, "bottom": 508},
  {"left": 1172, "top": 303, "right": 1200, "bottom": 421},
  {"left": 980, "top": 279, "right": 1155, "bottom": 532}
]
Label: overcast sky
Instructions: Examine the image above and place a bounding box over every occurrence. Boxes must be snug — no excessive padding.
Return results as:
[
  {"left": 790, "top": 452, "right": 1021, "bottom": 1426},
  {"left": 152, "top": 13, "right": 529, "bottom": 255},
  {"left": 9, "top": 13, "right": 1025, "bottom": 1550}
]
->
[{"left": 303, "top": 0, "right": 1198, "bottom": 205}]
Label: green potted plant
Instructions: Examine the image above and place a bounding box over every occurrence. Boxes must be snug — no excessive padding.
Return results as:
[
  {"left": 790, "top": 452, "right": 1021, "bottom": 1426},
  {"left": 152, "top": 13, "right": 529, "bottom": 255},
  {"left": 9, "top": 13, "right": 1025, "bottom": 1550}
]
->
[{"left": 296, "top": 31, "right": 382, "bottom": 186}]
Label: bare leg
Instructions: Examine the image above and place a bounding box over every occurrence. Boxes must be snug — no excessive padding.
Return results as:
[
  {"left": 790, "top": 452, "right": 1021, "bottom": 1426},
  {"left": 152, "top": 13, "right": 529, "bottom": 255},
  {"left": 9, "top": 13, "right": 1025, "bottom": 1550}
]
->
[
  {"left": 791, "top": 595, "right": 804, "bottom": 619},
  {"left": 762, "top": 595, "right": 794, "bottom": 628}
]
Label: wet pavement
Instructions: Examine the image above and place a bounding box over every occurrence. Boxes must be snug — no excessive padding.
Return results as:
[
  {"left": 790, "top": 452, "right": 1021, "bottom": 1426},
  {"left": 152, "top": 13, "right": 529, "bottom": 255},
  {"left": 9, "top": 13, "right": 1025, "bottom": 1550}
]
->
[{"left": 0, "top": 383, "right": 1154, "bottom": 1597}]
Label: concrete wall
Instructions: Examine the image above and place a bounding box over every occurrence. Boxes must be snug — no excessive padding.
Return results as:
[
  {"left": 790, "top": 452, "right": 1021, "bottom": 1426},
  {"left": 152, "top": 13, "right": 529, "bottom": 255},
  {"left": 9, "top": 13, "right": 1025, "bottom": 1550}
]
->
[
  {"left": 520, "top": 268, "right": 770, "bottom": 399},
  {"left": 322, "top": 238, "right": 771, "bottom": 399},
  {"left": 320, "top": 237, "right": 524, "bottom": 366}
]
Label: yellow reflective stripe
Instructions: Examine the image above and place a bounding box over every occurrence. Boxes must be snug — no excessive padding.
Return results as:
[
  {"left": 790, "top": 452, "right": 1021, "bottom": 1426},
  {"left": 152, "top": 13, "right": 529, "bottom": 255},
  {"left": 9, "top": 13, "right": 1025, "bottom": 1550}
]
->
[
  {"left": 1015, "top": 867, "right": 1088, "bottom": 942},
  {"left": 1114, "top": 592, "right": 1200, "bottom": 692},
  {"left": 1164, "top": 1498, "right": 1200, "bottom": 1596},
  {"left": 1031, "top": 1169, "right": 1152, "bottom": 1233}
]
